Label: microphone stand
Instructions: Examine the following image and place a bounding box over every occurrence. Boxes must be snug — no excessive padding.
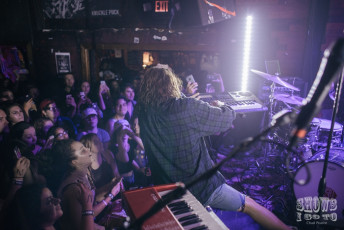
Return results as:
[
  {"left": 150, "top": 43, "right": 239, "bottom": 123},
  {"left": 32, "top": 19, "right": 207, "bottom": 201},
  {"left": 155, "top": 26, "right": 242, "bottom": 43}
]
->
[
  {"left": 318, "top": 67, "right": 344, "bottom": 197},
  {"left": 124, "top": 111, "right": 297, "bottom": 230}
]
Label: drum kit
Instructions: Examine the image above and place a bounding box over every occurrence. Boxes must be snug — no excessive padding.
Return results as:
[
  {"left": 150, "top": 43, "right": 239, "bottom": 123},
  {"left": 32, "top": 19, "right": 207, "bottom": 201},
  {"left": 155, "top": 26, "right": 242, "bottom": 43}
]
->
[
  {"left": 251, "top": 69, "right": 344, "bottom": 153},
  {"left": 252, "top": 69, "right": 344, "bottom": 227}
]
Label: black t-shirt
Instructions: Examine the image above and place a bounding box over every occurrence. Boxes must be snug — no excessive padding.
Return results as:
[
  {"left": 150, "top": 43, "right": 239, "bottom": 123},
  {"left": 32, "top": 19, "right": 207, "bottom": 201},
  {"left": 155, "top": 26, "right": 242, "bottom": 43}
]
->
[{"left": 90, "top": 160, "right": 114, "bottom": 188}]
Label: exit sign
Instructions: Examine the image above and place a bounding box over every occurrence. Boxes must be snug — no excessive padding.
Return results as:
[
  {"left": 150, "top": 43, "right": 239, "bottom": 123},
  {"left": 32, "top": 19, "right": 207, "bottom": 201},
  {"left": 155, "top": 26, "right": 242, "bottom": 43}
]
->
[{"left": 155, "top": 1, "right": 168, "bottom": 12}]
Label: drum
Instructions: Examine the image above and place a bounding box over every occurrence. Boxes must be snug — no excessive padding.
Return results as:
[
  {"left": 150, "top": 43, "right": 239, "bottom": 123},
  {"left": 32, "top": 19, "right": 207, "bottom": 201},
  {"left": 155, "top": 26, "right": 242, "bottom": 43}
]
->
[
  {"left": 304, "top": 118, "right": 321, "bottom": 148},
  {"left": 316, "top": 119, "right": 343, "bottom": 149},
  {"left": 293, "top": 148, "right": 344, "bottom": 227}
]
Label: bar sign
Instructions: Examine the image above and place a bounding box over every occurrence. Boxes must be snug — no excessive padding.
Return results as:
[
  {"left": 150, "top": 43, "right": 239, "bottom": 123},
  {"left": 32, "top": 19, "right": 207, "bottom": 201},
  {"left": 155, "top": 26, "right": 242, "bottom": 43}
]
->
[{"left": 155, "top": 1, "right": 168, "bottom": 12}]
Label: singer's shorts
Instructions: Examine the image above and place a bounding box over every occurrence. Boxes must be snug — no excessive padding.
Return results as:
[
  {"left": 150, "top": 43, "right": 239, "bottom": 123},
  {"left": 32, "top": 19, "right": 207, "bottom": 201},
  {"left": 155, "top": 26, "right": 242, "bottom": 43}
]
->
[{"left": 204, "top": 183, "right": 245, "bottom": 211}]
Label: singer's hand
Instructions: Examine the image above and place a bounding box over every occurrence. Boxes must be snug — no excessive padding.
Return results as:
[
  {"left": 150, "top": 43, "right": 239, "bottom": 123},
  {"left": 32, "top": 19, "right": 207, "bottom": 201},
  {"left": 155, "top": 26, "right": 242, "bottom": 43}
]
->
[
  {"left": 211, "top": 100, "right": 225, "bottom": 107},
  {"left": 186, "top": 82, "right": 198, "bottom": 94},
  {"left": 190, "top": 92, "right": 201, "bottom": 100}
]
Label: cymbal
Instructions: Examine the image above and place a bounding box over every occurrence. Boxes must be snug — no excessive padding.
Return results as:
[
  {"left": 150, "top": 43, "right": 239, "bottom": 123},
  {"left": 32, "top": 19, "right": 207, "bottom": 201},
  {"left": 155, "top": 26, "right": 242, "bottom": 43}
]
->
[
  {"left": 251, "top": 69, "right": 300, "bottom": 91},
  {"left": 274, "top": 94, "right": 304, "bottom": 105}
]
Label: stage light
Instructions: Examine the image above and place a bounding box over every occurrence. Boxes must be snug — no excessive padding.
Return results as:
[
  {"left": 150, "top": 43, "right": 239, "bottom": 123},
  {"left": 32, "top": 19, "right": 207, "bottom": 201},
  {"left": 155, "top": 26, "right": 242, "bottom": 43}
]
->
[{"left": 241, "top": 15, "right": 253, "bottom": 91}]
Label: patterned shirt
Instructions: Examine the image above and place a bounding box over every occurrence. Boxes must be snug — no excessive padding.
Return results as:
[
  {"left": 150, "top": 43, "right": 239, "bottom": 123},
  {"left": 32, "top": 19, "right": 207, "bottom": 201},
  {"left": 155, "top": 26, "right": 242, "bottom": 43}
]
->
[{"left": 138, "top": 96, "right": 236, "bottom": 204}]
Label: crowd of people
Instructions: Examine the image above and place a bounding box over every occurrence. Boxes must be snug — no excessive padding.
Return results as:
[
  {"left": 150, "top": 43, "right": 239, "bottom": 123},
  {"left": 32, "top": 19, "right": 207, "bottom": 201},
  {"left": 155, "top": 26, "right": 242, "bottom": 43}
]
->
[
  {"left": 0, "top": 66, "right": 289, "bottom": 230},
  {"left": 0, "top": 71, "right": 152, "bottom": 229}
]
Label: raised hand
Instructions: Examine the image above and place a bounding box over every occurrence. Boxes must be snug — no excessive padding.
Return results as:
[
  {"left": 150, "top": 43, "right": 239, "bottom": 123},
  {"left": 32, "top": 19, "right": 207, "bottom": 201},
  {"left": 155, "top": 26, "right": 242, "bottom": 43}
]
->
[
  {"left": 23, "top": 98, "right": 37, "bottom": 114},
  {"left": 13, "top": 157, "right": 30, "bottom": 178},
  {"left": 118, "top": 125, "right": 135, "bottom": 140},
  {"left": 186, "top": 82, "right": 198, "bottom": 94},
  {"left": 99, "top": 84, "right": 110, "bottom": 95},
  {"left": 42, "top": 135, "right": 55, "bottom": 150},
  {"left": 110, "top": 179, "right": 123, "bottom": 197}
]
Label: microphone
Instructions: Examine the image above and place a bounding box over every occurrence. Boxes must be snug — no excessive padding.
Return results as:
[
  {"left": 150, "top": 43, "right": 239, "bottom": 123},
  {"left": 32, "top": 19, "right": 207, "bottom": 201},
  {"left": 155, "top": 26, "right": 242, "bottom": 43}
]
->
[{"left": 288, "top": 39, "right": 344, "bottom": 149}]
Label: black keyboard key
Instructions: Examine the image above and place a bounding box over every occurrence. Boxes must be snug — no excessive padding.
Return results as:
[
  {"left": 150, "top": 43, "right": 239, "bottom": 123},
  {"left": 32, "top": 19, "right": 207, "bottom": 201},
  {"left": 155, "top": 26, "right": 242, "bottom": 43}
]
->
[
  {"left": 178, "top": 214, "right": 198, "bottom": 222},
  {"left": 168, "top": 201, "right": 187, "bottom": 208},
  {"left": 190, "top": 225, "right": 208, "bottom": 230},
  {"left": 170, "top": 204, "right": 189, "bottom": 212},
  {"left": 173, "top": 207, "right": 193, "bottom": 215},
  {"left": 181, "top": 217, "right": 202, "bottom": 226}
]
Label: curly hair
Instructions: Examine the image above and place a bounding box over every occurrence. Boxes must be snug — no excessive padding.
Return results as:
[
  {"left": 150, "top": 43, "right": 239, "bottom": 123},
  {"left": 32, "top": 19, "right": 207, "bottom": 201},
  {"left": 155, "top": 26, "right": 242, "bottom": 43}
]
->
[
  {"left": 38, "top": 139, "right": 77, "bottom": 195},
  {"left": 138, "top": 66, "right": 182, "bottom": 107}
]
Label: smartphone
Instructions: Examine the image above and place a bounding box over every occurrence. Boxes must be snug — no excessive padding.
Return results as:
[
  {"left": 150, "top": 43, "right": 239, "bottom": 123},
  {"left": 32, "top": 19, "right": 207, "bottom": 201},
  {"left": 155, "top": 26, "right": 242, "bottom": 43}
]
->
[
  {"left": 186, "top": 75, "right": 195, "bottom": 83},
  {"left": 79, "top": 92, "right": 85, "bottom": 100},
  {"left": 100, "top": 80, "right": 106, "bottom": 85},
  {"left": 25, "top": 94, "right": 32, "bottom": 102},
  {"left": 14, "top": 146, "right": 22, "bottom": 159}
]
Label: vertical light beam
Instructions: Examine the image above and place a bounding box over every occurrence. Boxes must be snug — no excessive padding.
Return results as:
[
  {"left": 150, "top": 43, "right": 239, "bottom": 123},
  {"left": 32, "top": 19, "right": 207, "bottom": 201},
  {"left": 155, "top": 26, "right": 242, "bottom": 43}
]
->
[{"left": 241, "top": 15, "right": 253, "bottom": 91}]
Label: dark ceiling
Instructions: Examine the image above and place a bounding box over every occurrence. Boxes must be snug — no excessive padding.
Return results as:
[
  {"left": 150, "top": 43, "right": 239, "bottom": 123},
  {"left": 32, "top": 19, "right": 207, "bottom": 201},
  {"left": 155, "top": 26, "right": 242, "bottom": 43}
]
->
[{"left": 1, "top": 0, "right": 343, "bottom": 92}]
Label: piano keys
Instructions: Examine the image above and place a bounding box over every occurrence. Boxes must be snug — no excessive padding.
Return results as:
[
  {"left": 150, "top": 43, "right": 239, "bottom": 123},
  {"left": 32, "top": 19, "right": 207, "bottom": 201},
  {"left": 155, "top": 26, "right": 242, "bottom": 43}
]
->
[
  {"left": 197, "top": 91, "right": 267, "bottom": 114},
  {"left": 122, "top": 184, "right": 229, "bottom": 230}
]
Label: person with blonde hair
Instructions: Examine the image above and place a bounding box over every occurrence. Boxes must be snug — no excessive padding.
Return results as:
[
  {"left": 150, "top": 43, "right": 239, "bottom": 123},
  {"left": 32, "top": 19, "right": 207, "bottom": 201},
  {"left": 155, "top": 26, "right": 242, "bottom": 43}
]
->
[{"left": 137, "top": 65, "right": 289, "bottom": 230}]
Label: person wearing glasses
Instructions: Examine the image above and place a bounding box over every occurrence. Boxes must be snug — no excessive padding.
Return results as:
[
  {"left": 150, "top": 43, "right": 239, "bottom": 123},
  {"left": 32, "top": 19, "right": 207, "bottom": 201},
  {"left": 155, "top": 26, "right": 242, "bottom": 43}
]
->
[
  {"left": 1, "top": 183, "right": 63, "bottom": 230},
  {"left": 39, "top": 99, "right": 77, "bottom": 139},
  {"left": 47, "top": 125, "right": 70, "bottom": 141},
  {"left": 40, "top": 99, "right": 59, "bottom": 123}
]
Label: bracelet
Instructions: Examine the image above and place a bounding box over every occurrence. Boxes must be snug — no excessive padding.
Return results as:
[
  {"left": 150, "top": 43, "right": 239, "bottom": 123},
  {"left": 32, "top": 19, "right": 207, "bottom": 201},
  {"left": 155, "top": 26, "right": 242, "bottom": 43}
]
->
[
  {"left": 102, "top": 200, "right": 108, "bottom": 206},
  {"left": 81, "top": 210, "right": 94, "bottom": 216},
  {"left": 108, "top": 193, "right": 114, "bottom": 200},
  {"left": 12, "top": 180, "right": 24, "bottom": 185}
]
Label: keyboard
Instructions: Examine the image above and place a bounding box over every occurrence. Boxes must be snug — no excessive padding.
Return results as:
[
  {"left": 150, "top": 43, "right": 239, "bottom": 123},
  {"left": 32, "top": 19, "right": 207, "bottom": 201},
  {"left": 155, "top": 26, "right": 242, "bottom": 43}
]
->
[
  {"left": 225, "top": 100, "right": 265, "bottom": 113},
  {"left": 122, "top": 184, "right": 229, "bottom": 230},
  {"left": 198, "top": 91, "right": 267, "bottom": 114}
]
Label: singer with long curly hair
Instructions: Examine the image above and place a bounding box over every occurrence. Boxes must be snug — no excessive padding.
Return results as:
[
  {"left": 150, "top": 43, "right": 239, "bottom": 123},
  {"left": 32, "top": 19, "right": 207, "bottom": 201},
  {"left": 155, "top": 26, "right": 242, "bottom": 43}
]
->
[{"left": 137, "top": 64, "right": 289, "bottom": 230}]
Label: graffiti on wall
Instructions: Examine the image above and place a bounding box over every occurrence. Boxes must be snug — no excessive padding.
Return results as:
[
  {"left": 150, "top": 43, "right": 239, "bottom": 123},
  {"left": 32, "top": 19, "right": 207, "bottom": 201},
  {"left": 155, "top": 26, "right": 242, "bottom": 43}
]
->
[{"left": 43, "top": 0, "right": 86, "bottom": 19}]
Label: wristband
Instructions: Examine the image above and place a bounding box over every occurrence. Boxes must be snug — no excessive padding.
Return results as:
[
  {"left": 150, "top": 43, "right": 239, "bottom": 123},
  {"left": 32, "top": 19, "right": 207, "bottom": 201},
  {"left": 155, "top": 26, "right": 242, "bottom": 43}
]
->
[
  {"left": 108, "top": 193, "right": 114, "bottom": 200},
  {"left": 82, "top": 210, "right": 94, "bottom": 216},
  {"left": 102, "top": 200, "right": 108, "bottom": 206}
]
